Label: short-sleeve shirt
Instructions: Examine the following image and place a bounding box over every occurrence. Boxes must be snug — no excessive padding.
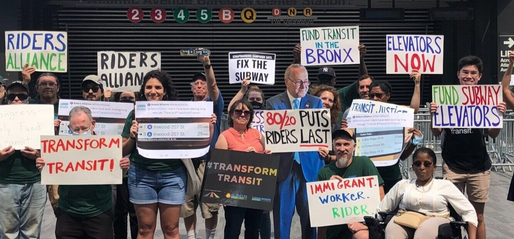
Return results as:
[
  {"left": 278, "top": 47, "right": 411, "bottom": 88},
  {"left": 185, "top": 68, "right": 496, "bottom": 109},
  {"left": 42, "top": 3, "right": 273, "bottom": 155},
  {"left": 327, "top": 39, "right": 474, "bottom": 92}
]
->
[
  {"left": 317, "top": 156, "right": 384, "bottom": 239},
  {"left": 220, "top": 127, "right": 263, "bottom": 153},
  {"left": 121, "top": 111, "right": 183, "bottom": 171}
]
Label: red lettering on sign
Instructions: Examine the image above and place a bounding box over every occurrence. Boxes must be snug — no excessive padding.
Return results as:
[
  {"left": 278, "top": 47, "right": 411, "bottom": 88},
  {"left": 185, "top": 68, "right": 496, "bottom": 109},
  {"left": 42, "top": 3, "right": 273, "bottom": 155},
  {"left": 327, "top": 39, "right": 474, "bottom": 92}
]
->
[
  {"left": 46, "top": 159, "right": 116, "bottom": 174},
  {"left": 394, "top": 53, "right": 436, "bottom": 72}
]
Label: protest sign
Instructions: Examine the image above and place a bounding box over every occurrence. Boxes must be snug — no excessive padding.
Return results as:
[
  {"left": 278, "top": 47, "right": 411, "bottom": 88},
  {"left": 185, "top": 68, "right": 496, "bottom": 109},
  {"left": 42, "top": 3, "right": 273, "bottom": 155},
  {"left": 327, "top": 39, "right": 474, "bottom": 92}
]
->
[
  {"left": 201, "top": 149, "right": 279, "bottom": 210},
  {"left": 264, "top": 109, "right": 331, "bottom": 153},
  {"left": 347, "top": 99, "right": 414, "bottom": 128},
  {"left": 40, "top": 135, "right": 123, "bottom": 185},
  {"left": 135, "top": 101, "right": 213, "bottom": 159},
  {"left": 386, "top": 35, "right": 444, "bottom": 74},
  {"left": 300, "top": 26, "right": 360, "bottom": 66},
  {"left": 307, "top": 176, "right": 380, "bottom": 227},
  {"left": 98, "top": 51, "right": 161, "bottom": 92},
  {"left": 354, "top": 127, "right": 406, "bottom": 167},
  {"left": 5, "top": 31, "right": 67, "bottom": 72},
  {"left": 229, "top": 52, "right": 276, "bottom": 85},
  {"left": 57, "top": 100, "right": 133, "bottom": 136},
  {"left": 0, "top": 105, "right": 54, "bottom": 150},
  {"left": 432, "top": 85, "right": 503, "bottom": 128},
  {"left": 251, "top": 110, "right": 265, "bottom": 133}
]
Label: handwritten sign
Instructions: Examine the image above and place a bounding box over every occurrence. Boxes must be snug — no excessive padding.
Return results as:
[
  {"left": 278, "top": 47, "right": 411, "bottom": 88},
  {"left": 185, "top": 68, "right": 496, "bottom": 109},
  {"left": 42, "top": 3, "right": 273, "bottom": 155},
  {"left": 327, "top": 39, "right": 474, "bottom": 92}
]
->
[
  {"left": 201, "top": 149, "right": 279, "bottom": 210},
  {"left": 40, "top": 135, "right": 123, "bottom": 185},
  {"left": 307, "top": 176, "right": 380, "bottom": 227},
  {"left": 98, "top": 51, "right": 161, "bottom": 92},
  {"left": 57, "top": 100, "right": 133, "bottom": 136},
  {"left": 386, "top": 35, "right": 444, "bottom": 74},
  {"left": 264, "top": 109, "right": 331, "bottom": 153},
  {"left": 354, "top": 127, "right": 406, "bottom": 167},
  {"left": 5, "top": 31, "right": 67, "bottom": 72},
  {"left": 432, "top": 85, "right": 503, "bottom": 128},
  {"left": 251, "top": 110, "right": 265, "bottom": 133},
  {"left": 300, "top": 26, "right": 360, "bottom": 66},
  {"left": 135, "top": 101, "right": 213, "bottom": 159},
  {"left": 0, "top": 105, "right": 54, "bottom": 150},
  {"left": 229, "top": 52, "right": 276, "bottom": 85},
  {"left": 347, "top": 99, "right": 414, "bottom": 128}
]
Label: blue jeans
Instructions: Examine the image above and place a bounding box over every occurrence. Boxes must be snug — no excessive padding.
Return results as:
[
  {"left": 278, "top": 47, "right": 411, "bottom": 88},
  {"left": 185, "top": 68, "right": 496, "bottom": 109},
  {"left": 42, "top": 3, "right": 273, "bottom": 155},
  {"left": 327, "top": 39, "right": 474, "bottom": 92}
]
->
[{"left": 0, "top": 182, "right": 47, "bottom": 239}]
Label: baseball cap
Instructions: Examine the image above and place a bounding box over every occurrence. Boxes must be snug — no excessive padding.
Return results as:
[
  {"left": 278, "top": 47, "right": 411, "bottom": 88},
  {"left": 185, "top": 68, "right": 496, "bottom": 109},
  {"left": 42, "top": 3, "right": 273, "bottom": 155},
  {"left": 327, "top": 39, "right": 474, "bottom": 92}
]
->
[
  {"left": 81, "top": 75, "right": 102, "bottom": 86},
  {"left": 6, "top": 81, "right": 29, "bottom": 93},
  {"left": 192, "top": 72, "right": 207, "bottom": 82},
  {"left": 332, "top": 129, "right": 355, "bottom": 142},
  {"left": 317, "top": 67, "right": 336, "bottom": 78}
]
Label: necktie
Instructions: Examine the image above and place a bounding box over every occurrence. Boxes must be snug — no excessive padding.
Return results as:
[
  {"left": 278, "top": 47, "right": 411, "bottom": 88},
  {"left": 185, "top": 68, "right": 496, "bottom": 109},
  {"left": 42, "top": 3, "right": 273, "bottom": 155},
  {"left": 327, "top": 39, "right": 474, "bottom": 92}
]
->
[{"left": 293, "top": 99, "right": 300, "bottom": 164}]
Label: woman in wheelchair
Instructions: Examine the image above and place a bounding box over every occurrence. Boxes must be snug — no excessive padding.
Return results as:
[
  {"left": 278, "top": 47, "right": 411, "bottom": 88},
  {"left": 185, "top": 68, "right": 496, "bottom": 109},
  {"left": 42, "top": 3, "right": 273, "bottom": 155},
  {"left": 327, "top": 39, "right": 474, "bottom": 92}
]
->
[{"left": 377, "top": 147, "right": 478, "bottom": 239}]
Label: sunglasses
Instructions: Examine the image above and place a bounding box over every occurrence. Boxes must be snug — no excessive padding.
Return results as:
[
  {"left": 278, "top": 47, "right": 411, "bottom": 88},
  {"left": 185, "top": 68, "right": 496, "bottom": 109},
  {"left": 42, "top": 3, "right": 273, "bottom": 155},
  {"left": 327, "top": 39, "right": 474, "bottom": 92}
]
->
[
  {"left": 82, "top": 85, "right": 100, "bottom": 93},
  {"left": 6, "top": 93, "right": 29, "bottom": 101},
  {"left": 369, "top": 93, "right": 384, "bottom": 98},
  {"left": 413, "top": 161, "right": 433, "bottom": 168},
  {"left": 120, "top": 97, "right": 135, "bottom": 102},
  {"left": 234, "top": 109, "right": 251, "bottom": 117}
]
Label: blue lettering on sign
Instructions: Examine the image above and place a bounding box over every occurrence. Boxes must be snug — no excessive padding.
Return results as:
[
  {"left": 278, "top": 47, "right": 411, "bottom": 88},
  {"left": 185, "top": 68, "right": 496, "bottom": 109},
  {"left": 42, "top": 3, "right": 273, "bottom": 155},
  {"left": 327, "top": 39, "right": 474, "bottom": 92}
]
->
[
  {"left": 387, "top": 35, "right": 443, "bottom": 54},
  {"left": 318, "top": 191, "right": 366, "bottom": 205},
  {"left": 433, "top": 105, "right": 501, "bottom": 128},
  {"left": 305, "top": 48, "right": 354, "bottom": 64},
  {"left": 6, "top": 32, "right": 67, "bottom": 52}
]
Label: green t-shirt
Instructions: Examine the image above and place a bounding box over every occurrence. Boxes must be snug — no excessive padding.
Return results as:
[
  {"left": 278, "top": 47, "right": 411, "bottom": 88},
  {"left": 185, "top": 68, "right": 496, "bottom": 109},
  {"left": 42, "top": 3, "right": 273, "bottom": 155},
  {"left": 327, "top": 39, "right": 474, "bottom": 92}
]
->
[
  {"left": 317, "top": 156, "right": 384, "bottom": 239},
  {"left": 29, "top": 96, "right": 59, "bottom": 117},
  {"left": 377, "top": 163, "right": 402, "bottom": 183},
  {"left": 121, "top": 111, "right": 184, "bottom": 171},
  {"left": 58, "top": 185, "right": 112, "bottom": 218},
  {"left": 0, "top": 151, "right": 40, "bottom": 184}
]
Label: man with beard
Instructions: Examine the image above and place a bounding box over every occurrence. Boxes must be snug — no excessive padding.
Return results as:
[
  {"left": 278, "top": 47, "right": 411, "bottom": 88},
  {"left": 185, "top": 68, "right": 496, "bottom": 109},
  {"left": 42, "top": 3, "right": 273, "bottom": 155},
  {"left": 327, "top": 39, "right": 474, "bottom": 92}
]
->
[
  {"left": 81, "top": 75, "right": 104, "bottom": 101},
  {"left": 317, "top": 129, "right": 385, "bottom": 239},
  {"left": 181, "top": 53, "right": 224, "bottom": 239}
]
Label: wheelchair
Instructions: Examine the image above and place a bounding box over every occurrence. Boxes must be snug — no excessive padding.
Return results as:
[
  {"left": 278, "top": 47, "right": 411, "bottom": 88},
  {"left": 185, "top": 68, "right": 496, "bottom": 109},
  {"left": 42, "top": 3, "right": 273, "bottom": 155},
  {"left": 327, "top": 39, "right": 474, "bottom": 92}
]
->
[{"left": 364, "top": 205, "right": 469, "bottom": 239}]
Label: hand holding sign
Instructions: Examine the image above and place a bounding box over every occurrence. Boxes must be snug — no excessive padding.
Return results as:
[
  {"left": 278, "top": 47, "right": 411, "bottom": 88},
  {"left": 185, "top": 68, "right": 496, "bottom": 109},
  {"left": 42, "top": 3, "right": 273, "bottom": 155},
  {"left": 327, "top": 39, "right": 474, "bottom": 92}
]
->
[{"left": 0, "top": 146, "right": 15, "bottom": 162}]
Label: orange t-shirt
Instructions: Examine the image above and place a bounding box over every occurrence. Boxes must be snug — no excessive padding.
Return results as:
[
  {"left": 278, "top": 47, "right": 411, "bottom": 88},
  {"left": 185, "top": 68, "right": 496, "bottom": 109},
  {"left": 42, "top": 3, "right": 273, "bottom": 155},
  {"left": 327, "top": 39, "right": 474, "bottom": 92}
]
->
[{"left": 220, "top": 127, "right": 264, "bottom": 153}]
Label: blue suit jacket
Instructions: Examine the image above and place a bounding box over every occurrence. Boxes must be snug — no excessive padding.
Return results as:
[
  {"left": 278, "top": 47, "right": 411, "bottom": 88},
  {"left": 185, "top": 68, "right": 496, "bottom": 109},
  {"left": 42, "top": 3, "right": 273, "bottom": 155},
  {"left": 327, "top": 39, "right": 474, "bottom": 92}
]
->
[{"left": 266, "top": 91, "right": 325, "bottom": 183}]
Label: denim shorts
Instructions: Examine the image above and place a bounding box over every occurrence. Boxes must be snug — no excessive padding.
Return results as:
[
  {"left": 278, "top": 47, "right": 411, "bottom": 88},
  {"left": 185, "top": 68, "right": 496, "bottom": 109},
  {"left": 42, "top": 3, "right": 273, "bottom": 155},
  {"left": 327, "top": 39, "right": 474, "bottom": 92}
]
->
[{"left": 127, "top": 165, "right": 186, "bottom": 205}]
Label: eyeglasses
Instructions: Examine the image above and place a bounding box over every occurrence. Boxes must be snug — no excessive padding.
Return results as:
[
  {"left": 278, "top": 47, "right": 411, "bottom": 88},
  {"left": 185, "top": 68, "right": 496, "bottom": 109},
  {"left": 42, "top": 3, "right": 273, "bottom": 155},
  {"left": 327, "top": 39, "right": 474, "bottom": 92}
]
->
[
  {"left": 82, "top": 85, "right": 100, "bottom": 93},
  {"left": 369, "top": 93, "right": 384, "bottom": 99},
  {"left": 6, "top": 93, "right": 28, "bottom": 101},
  {"left": 288, "top": 78, "right": 310, "bottom": 86},
  {"left": 190, "top": 81, "right": 206, "bottom": 86},
  {"left": 38, "top": 82, "right": 57, "bottom": 88},
  {"left": 70, "top": 126, "right": 91, "bottom": 134},
  {"left": 413, "top": 161, "right": 433, "bottom": 168},
  {"left": 120, "top": 97, "right": 135, "bottom": 102},
  {"left": 234, "top": 109, "right": 251, "bottom": 117}
]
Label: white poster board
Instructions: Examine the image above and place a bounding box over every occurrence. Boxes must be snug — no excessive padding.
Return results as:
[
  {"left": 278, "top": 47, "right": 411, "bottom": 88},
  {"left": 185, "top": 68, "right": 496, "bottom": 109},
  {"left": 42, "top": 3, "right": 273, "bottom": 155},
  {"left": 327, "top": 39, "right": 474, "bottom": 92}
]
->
[
  {"left": 98, "top": 51, "right": 161, "bottom": 92},
  {"left": 307, "top": 176, "right": 380, "bottom": 227},
  {"left": 5, "top": 31, "right": 68, "bottom": 72},
  {"left": 300, "top": 26, "right": 360, "bottom": 66},
  {"left": 263, "top": 109, "right": 332, "bottom": 153},
  {"left": 251, "top": 110, "right": 265, "bottom": 133},
  {"left": 386, "top": 35, "right": 444, "bottom": 74},
  {"left": 40, "top": 135, "right": 123, "bottom": 185},
  {"left": 229, "top": 52, "right": 276, "bottom": 85},
  {"left": 135, "top": 101, "right": 213, "bottom": 159},
  {"left": 57, "top": 100, "right": 133, "bottom": 136},
  {"left": 0, "top": 105, "right": 54, "bottom": 150},
  {"left": 432, "top": 85, "right": 503, "bottom": 128},
  {"left": 347, "top": 99, "right": 414, "bottom": 128}
]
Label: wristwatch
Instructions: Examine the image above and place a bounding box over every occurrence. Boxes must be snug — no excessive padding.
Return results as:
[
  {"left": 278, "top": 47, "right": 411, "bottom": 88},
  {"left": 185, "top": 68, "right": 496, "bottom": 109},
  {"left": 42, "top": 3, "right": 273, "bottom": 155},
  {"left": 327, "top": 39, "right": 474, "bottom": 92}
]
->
[{"left": 204, "top": 64, "right": 211, "bottom": 69}]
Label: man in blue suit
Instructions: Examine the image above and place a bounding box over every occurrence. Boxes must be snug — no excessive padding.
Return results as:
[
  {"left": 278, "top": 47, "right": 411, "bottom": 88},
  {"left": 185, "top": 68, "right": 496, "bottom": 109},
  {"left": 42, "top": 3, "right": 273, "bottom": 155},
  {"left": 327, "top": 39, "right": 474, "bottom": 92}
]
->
[{"left": 266, "top": 64, "right": 325, "bottom": 239}]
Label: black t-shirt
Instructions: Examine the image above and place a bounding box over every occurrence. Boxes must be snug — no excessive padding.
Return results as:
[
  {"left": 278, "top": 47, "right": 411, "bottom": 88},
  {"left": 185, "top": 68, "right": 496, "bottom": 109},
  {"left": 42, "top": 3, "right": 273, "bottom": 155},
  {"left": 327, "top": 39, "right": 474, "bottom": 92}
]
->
[{"left": 441, "top": 128, "right": 491, "bottom": 173}]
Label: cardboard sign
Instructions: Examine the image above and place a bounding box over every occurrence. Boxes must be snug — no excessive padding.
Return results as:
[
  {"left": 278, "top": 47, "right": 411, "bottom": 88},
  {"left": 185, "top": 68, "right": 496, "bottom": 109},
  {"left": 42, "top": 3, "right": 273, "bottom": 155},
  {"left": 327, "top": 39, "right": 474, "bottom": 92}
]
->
[
  {"left": 201, "top": 149, "right": 279, "bottom": 210},
  {"left": 5, "top": 31, "right": 68, "bottom": 72},
  {"left": 432, "top": 85, "right": 503, "bottom": 128},
  {"left": 229, "top": 52, "right": 276, "bottom": 85},
  {"left": 40, "top": 135, "right": 123, "bottom": 185},
  {"left": 135, "top": 101, "right": 213, "bottom": 159},
  {"left": 0, "top": 105, "right": 54, "bottom": 150},
  {"left": 98, "top": 51, "right": 161, "bottom": 92},
  {"left": 57, "top": 100, "right": 133, "bottom": 136},
  {"left": 347, "top": 100, "right": 414, "bottom": 128},
  {"left": 307, "top": 176, "right": 381, "bottom": 227},
  {"left": 251, "top": 110, "right": 265, "bottom": 133},
  {"left": 354, "top": 127, "right": 406, "bottom": 167},
  {"left": 300, "top": 26, "right": 360, "bottom": 66},
  {"left": 386, "top": 35, "right": 444, "bottom": 74},
  {"left": 264, "top": 109, "right": 332, "bottom": 153}
]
